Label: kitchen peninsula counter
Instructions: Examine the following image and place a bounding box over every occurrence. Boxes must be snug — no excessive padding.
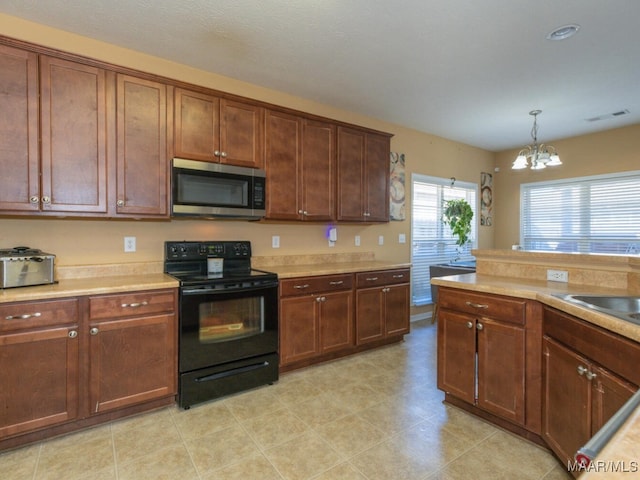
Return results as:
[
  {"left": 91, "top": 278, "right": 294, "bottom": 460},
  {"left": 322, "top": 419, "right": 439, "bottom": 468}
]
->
[{"left": 431, "top": 250, "right": 640, "bottom": 477}]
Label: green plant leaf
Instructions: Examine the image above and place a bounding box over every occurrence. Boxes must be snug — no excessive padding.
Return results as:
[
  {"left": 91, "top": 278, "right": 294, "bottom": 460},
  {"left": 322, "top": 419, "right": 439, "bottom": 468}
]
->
[{"left": 443, "top": 199, "right": 473, "bottom": 246}]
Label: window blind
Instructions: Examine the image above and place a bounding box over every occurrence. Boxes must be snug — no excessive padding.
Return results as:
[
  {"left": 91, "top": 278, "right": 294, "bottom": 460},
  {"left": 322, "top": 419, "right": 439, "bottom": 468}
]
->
[
  {"left": 521, "top": 171, "right": 640, "bottom": 255},
  {"left": 411, "top": 174, "right": 477, "bottom": 306}
]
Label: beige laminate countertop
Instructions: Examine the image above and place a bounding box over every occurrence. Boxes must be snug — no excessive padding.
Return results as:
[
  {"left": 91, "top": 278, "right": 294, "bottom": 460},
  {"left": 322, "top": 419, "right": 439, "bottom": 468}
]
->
[
  {"left": 431, "top": 272, "right": 640, "bottom": 477},
  {"left": 261, "top": 260, "right": 411, "bottom": 279},
  {"left": 0, "top": 273, "right": 179, "bottom": 304}
]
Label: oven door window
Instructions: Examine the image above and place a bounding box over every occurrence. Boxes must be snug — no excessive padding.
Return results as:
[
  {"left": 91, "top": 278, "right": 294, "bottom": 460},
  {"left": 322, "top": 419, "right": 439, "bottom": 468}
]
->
[{"left": 198, "top": 296, "right": 264, "bottom": 343}]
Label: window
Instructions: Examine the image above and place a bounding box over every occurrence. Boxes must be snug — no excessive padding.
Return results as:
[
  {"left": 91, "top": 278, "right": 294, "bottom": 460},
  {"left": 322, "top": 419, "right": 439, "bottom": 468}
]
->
[
  {"left": 521, "top": 171, "right": 640, "bottom": 254},
  {"left": 411, "top": 174, "right": 477, "bottom": 306}
]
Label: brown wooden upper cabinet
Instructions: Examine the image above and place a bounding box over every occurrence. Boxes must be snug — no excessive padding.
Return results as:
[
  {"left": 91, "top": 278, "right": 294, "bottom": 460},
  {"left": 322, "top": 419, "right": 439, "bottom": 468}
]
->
[
  {"left": 115, "top": 74, "right": 170, "bottom": 217},
  {"left": 337, "top": 127, "right": 390, "bottom": 222},
  {"left": 0, "top": 46, "right": 110, "bottom": 215},
  {"left": 174, "top": 88, "right": 264, "bottom": 169},
  {"left": 265, "top": 110, "right": 335, "bottom": 221}
]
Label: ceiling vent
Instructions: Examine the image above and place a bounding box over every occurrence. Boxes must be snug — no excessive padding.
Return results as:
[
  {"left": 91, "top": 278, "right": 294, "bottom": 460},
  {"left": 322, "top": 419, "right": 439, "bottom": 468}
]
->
[{"left": 585, "top": 110, "right": 630, "bottom": 122}]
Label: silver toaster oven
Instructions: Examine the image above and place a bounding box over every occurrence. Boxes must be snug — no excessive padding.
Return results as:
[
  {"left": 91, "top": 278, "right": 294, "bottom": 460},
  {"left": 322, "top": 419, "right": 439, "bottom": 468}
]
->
[{"left": 0, "top": 247, "right": 55, "bottom": 289}]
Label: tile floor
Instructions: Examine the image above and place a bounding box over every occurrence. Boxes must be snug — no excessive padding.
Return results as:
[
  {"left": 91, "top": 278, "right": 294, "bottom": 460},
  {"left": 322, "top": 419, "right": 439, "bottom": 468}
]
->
[{"left": 1, "top": 319, "right": 573, "bottom": 480}]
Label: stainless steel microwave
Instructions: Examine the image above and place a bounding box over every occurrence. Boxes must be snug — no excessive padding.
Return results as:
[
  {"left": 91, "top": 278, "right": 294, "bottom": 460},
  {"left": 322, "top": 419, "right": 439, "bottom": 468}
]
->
[{"left": 171, "top": 158, "right": 266, "bottom": 219}]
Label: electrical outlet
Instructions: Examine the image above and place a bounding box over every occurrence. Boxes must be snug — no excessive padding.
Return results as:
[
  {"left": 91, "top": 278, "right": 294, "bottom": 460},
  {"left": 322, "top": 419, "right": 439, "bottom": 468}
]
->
[
  {"left": 124, "top": 236, "right": 136, "bottom": 252},
  {"left": 398, "top": 233, "right": 406, "bottom": 244},
  {"left": 378, "top": 235, "right": 384, "bottom": 246},
  {"left": 355, "top": 235, "right": 361, "bottom": 246},
  {"left": 547, "top": 269, "right": 569, "bottom": 282},
  {"left": 272, "top": 235, "right": 280, "bottom": 248}
]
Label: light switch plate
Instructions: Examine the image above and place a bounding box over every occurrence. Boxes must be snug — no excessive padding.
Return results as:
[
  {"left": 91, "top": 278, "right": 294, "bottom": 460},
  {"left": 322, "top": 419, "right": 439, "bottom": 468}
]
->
[
  {"left": 124, "top": 236, "right": 136, "bottom": 252},
  {"left": 399, "top": 233, "right": 406, "bottom": 244},
  {"left": 272, "top": 236, "right": 280, "bottom": 248}
]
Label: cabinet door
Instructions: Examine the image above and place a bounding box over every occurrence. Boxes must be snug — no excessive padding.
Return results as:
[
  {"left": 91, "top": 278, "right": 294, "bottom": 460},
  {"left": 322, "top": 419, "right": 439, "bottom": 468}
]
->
[
  {"left": 319, "top": 290, "right": 353, "bottom": 354},
  {"left": 542, "top": 337, "right": 591, "bottom": 465},
  {"left": 40, "top": 56, "right": 108, "bottom": 214},
  {"left": 89, "top": 313, "right": 176, "bottom": 414},
  {"left": 279, "top": 296, "right": 319, "bottom": 365},
  {"left": 477, "top": 317, "right": 526, "bottom": 424},
  {"left": 384, "top": 284, "right": 410, "bottom": 336},
  {"left": 0, "top": 326, "right": 79, "bottom": 438},
  {"left": 355, "top": 287, "right": 385, "bottom": 345},
  {"left": 436, "top": 309, "right": 476, "bottom": 405},
  {"left": 0, "top": 45, "right": 39, "bottom": 212},
  {"left": 220, "top": 99, "right": 264, "bottom": 168},
  {"left": 265, "top": 110, "right": 301, "bottom": 220},
  {"left": 300, "top": 119, "right": 335, "bottom": 221},
  {"left": 364, "top": 133, "right": 390, "bottom": 222},
  {"left": 591, "top": 366, "right": 636, "bottom": 434},
  {"left": 336, "top": 127, "right": 365, "bottom": 221},
  {"left": 174, "top": 87, "right": 219, "bottom": 162},
  {"left": 116, "top": 74, "right": 169, "bottom": 217}
]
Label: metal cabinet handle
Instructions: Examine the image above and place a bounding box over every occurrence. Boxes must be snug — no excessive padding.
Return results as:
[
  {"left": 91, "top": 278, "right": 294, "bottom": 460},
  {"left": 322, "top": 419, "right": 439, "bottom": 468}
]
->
[
  {"left": 30, "top": 196, "right": 40, "bottom": 204},
  {"left": 5, "top": 312, "right": 42, "bottom": 320},
  {"left": 298, "top": 210, "right": 309, "bottom": 215},
  {"left": 577, "top": 365, "right": 588, "bottom": 376},
  {"left": 465, "top": 301, "right": 489, "bottom": 309},
  {"left": 366, "top": 277, "right": 379, "bottom": 282},
  {"left": 586, "top": 371, "right": 598, "bottom": 380},
  {"left": 41, "top": 196, "right": 51, "bottom": 204},
  {"left": 476, "top": 322, "right": 484, "bottom": 331},
  {"left": 117, "top": 199, "right": 125, "bottom": 207},
  {"left": 466, "top": 321, "right": 473, "bottom": 329},
  {"left": 363, "top": 212, "right": 371, "bottom": 217},
  {"left": 293, "top": 284, "right": 310, "bottom": 289},
  {"left": 121, "top": 301, "right": 149, "bottom": 308},
  {"left": 214, "top": 150, "right": 221, "bottom": 156},
  {"left": 392, "top": 274, "right": 404, "bottom": 279},
  {"left": 315, "top": 296, "right": 326, "bottom": 302},
  {"left": 90, "top": 327, "right": 99, "bottom": 335},
  {"left": 68, "top": 330, "right": 78, "bottom": 338},
  {"left": 220, "top": 151, "right": 228, "bottom": 158},
  {"left": 329, "top": 281, "right": 344, "bottom": 286}
]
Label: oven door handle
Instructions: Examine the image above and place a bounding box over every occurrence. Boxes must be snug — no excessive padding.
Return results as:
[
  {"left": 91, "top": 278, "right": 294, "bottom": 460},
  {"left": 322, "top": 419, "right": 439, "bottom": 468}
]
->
[{"left": 182, "top": 282, "right": 278, "bottom": 295}]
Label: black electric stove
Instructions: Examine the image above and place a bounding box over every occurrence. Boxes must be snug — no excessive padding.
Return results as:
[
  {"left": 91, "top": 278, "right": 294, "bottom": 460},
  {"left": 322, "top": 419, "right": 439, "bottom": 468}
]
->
[{"left": 164, "top": 241, "right": 279, "bottom": 409}]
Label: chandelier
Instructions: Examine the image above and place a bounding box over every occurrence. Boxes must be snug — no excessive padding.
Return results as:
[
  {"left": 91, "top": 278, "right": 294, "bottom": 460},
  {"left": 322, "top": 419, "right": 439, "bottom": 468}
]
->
[{"left": 512, "top": 110, "right": 562, "bottom": 170}]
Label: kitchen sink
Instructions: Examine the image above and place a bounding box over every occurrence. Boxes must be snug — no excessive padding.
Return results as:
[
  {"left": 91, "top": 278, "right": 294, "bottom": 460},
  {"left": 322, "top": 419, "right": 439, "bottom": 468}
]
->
[{"left": 553, "top": 294, "right": 640, "bottom": 326}]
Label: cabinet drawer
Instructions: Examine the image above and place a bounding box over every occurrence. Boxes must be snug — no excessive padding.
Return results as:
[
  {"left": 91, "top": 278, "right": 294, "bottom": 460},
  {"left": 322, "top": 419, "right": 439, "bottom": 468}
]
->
[
  {"left": 438, "top": 288, "right": 526, "bottom": 325},
  {"left": 544, "top": 306, "right": 640, "bottom": 386},
  {"left": 0, "top": 298, "right": 78, "bottom": 332},
  {"left": 280, "top": 274, "right": 353, "bottom": 297},
  {"left": 89, "top": 289, "right": 176, "bottom": 320},
  {"left": 356, "top": 269, "right": 410, "bottom": 288}
]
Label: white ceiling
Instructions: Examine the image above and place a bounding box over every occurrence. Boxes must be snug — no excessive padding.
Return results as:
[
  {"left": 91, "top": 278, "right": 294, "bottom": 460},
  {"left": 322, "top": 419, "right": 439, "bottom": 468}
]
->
[{"left": 2, "top": 0, "right": 640, "bottom": 152}]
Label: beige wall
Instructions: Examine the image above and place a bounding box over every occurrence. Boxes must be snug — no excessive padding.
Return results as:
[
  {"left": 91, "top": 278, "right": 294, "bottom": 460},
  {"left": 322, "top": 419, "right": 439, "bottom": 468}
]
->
[
  {"left": 493, "top": 124, "right": 640, "bottom": 249},
  {"left": 0, "top": 14, "right": 495, "bottom": 270}
]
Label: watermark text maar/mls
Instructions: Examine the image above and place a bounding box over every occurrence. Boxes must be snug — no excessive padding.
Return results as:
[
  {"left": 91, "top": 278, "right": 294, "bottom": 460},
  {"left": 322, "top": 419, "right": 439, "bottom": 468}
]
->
[{"left": 568, "top": 460, "right": 639, "bottom": 474}]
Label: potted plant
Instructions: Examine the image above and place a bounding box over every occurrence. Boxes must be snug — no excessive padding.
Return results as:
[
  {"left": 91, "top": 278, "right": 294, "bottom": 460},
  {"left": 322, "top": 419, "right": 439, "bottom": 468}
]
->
[{"left": 443, "top": 199, "right": 473, "bottom": 259}]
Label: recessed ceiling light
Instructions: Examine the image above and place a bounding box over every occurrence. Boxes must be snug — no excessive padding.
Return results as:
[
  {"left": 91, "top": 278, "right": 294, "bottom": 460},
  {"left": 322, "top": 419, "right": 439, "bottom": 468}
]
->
[{"left": 546, "top": 24, "right": 580, "bottom": 41}]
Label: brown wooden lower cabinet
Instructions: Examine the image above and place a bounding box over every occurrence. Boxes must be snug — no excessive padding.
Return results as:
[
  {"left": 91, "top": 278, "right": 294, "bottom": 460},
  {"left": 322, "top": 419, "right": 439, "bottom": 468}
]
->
[
  {"left": 355, "top": 269, "right": 410, "bottom": 345},
  {"left": 437, "top": 287, "right": 540, "bottom": 433},
  {"left": 0, "top": 289, "right": 177, "bottom": 450},
  {"left": 279, "top": 268, "right": 411, "bottom": 371},
  {"left": 0, "top": 299, "right": 80, "bottom": 439},
  {"left": 88, "top": 289, "right": 177, "bottom": 413},
  {"left": 542, "top": 307, "right": 638, "bottom": 466},
  {"left": 280, "top": 274, "right": 354, "bottom": 368}
]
